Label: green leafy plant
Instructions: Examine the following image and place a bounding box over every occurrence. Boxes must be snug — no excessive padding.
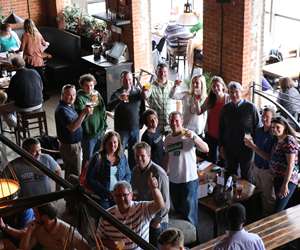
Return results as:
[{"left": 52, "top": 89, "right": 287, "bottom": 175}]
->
[
  {"left": 190, "top": 21, "right": 203, "bottom": 34},
  {"left": 203, "top": 71, "right": 214, "bottom": 92},
  {"left": 62, "top": 5, "right": 107, "bottom": 41}
]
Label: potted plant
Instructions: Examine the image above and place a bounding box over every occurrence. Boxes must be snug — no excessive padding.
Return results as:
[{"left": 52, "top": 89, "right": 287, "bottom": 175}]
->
[{"left": 61, "top": 5, "right": 107, "bottom": 51}]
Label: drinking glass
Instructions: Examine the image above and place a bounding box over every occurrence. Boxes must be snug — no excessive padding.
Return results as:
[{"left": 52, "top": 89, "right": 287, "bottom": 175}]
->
[{"left": 236, "top": 182, "right": 243, "bottom": 199}]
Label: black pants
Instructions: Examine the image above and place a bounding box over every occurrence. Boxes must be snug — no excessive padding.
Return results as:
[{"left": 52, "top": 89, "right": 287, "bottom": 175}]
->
[{"left": 224, "top": 147, "right": 253, "bottom": 179}]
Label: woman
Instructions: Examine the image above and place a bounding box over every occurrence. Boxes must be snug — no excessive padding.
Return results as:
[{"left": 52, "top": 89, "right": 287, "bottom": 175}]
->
[
  {"left": 0, "top": 23, "right": 20, "bottom": 52},
  {"left": 74, "top": 74, "right": 107, "bottom": 167},
  {"left": 245, "top": 116, "right": 299, "bottom": 212},
  {"left": 86, "top": 131, "right": 131, "bottom": 209},
  {"left": 19, "top": 19, "right": 48, "bottom": 76},
  {"left": 278, "top": 77, "right": 300, "bottom": 121},
  {"left": 199, "top": 76, "right": 229, "bottom": 164},
  {"left": 169, "top": 74, "right": 207, "bottom": 136}
]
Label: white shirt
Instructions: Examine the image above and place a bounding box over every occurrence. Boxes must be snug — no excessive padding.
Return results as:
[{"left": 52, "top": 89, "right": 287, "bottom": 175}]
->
[
  {"left": 214, "top": 229, "right": 265, "bottom": 250},
  {"left": 164, "top": 131, "right": 198, "bottom": 183}
]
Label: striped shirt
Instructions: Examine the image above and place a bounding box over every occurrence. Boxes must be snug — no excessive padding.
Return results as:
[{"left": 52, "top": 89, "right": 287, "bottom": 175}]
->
[{"left": 97, "top": 201, "right": 154, "bottom": 250}]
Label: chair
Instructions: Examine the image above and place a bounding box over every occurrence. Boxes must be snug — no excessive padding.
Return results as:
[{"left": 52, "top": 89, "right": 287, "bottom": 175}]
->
[
  {"left": 167, "top": 37, "right": 189, "bottom": 73},
  {"left": 0, "top": 116, "right": 18, "bottom": 144},
  {"left": 190, "top": 48, "right": 203, "bottom": 78},
  {"left": 16, "top": 109, "right": 48, "bottom": 146}
]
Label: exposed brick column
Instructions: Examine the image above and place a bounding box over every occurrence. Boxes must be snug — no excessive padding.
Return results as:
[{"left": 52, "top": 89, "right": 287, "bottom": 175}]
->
[
  {"left": 129, "top": 0, "right": 152, "bottom": 72},
  {"left": 203, "top": 0, "right": 252, "bottom": 89}
]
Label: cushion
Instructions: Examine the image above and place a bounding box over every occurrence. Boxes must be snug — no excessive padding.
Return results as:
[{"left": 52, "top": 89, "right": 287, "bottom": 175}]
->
[{"left": 168, "top": 218, "right": 197, "bottom": 245}]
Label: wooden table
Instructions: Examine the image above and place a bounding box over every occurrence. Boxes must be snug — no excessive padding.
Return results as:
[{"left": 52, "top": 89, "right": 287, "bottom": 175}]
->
[
  {"left": 193, "top": 204, "right": 300, "bottom": 250},
  {"left": 0, "top": 77, "right": 10, "bottom": 89},
  {"left": 198, "top": 163, "right": 259, "bottom": 237},
  {"left": 198, "top": 177, "right": 258, "bottom": 237},
  {"left": 263, "top": 57, "right": 300, "bottom": 79}
]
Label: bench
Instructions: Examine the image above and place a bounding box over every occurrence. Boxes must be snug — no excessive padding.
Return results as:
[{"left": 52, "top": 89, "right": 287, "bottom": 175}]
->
[{"left": 192, "top": 204, "right": 300, "bottom": 250}]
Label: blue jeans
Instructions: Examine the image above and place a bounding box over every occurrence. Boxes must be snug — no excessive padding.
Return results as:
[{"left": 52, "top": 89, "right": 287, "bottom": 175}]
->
[
  {"left": 170, "top": 179, "right": 199, "bottom": 228},
  {"left": 82, "top": 132, "right": 103, "bottom": 165},
  {"left": 274, "top": 177, "right": 297, "bottom": 212},
  {"left": 117, "top": 128, "right": 139, "bottom": 169}
]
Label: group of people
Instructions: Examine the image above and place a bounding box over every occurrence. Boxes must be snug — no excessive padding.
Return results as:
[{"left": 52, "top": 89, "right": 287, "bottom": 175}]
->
[
  {"left": 0, "top": 19, "right": 49, "bottom": 127},
  {"left": 0, "top": 33, "right": 299, "bottom": 248},
  {"left": 50, "top": 59, "right": 298, "bottom": 249}
]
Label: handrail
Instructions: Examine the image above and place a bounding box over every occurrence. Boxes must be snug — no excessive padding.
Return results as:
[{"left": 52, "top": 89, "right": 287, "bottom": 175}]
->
[
  {"left": 250, "top": 84, "right": 300, "bottom": 131},
  {"left": 0, "top": 134, "right": 156, "bottom": 250}
]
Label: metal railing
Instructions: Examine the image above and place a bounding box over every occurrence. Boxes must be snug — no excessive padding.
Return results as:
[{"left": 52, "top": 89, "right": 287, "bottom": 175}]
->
[
  {"left": 251, "top": 82, "right": 300, "bottom": 131},
  {"left": 0, "top": 134, "right": 156, "bottom": 250}
]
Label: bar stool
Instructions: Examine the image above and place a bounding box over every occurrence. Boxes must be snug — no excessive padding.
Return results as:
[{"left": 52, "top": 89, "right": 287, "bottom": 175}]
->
[
  {"left": 16, "top": 109, "right": 48, "bottom": 146},
  {"left": 0, "top": 116, "right": 18, "bottom": 144}
]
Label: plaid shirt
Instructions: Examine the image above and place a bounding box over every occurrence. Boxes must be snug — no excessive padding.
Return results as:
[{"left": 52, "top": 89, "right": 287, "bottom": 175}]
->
[{"left": 147, "top": 80, "right": 176, "bottom": 133}]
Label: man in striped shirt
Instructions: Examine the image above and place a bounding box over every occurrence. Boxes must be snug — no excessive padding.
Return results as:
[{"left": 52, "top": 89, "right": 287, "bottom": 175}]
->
[{"left": 97, "top": 177, "right": 165, "bottom": 250}]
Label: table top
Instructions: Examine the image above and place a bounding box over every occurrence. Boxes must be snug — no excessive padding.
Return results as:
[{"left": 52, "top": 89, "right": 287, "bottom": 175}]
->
[
  {"left": 81, "top": 54, "right": 132, "bottom": 68},
  {"left": 196, "top": 161, "right": 257, "bottom": 212},
  {"left": 263, "top": 57, "right": 300, "bottom": 79},
  {"left": 199, "top": 179, "right": 256, "bottom": 213},
  {"left": 0, "top": 77, "right": 10, "bottom": 89},
  {"left": 193, "top": 203, "right": 300, "bottom": 250}
]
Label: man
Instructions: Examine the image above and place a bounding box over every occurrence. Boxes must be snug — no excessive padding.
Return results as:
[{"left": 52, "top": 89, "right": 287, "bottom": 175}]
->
[
  {"left": 245, "top": 107, "right": 276, "bottom": 215},
  {"left": 55, "top": 84, "right": 92, "bottom": 181},
  {"left": 108, "top": 71, "right": 145, "bottom": 169},
  {"left": 6, "top": 137, "right": 61, "bottom": 198},
  {"left": 146, "top": 63, "right": 177, "bottom": 134},
  {"left": 158, "top": 228, "right": 185, "bottom": 250},
  {"left": 19, "top": 203, "right": 90, "bottom": 250},
  {"left": 164, "top": 21, "right": 193, "bottom": 69},
  {"left": 74, "top": 73, "right": 107, "bottom": 166},
  {"left": 214, "top": 203, "right": 265, "bottom": 250},
  {"left": 132, "top": 141, "right": 170, "bottom": 246},
  {"left": 0, "top": 55, "right": 43, "bottom": 127},
  {"left": 97, "top": 178, "right": 165, "bottom": 250},
  {"left": 164, "top": 111, "right": 209, "bottom": 227},
  {"left": 219, "top": 81, "right": 260, "bottom": 179}
]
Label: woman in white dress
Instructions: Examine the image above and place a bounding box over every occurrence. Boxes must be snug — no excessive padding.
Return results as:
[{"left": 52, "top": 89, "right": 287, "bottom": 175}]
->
[{"left": 169, "top": 74, "right": 207, "bottom": 136}]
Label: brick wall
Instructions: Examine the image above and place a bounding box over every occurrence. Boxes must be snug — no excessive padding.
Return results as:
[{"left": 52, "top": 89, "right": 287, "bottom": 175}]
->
[
  {"left": 112, "top": 0, "right": 152, "bottom": 73},
  {"left": 0, "top": 0, "right": 47, "bottom": 26},
  {"left": 203, "top": 0, "right": 253, "bottom": 90},
  {"left": 130, "top": 0, "right": 152, "bottom": 73}
]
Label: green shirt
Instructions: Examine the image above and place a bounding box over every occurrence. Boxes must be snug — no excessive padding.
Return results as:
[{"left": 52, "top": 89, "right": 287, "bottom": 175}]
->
[{"left": 74, "top": 89, "right": 107, "bottom": 139}]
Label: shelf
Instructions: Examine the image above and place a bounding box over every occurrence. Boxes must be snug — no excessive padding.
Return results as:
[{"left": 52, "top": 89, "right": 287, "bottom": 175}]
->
[{"left": 92, "top": 12, "right": 131, "bottom": 26}]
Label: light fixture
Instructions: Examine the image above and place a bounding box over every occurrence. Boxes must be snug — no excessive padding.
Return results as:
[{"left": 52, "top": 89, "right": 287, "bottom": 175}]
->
[
  {"left": 3, "top": 0, "right": 24, "bottom": 24},
  {"left": 0, "top": 179, "right": 19, "bottom": 203},
  {"left": 177, "top": 0, "right": 198, "bottom": 26},
  {"left": 3, "top": 12, "right": 24, "bottom": 24}
]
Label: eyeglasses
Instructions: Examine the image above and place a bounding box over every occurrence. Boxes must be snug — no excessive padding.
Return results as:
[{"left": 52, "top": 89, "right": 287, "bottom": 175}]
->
[{"left": 114, "top": 193, "right": 131, "bottom": 198}]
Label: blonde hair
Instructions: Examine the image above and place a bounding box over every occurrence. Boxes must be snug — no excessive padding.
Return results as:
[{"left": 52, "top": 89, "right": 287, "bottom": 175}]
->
[
  {"left": 191, "top": 74, "right": 207, "bottom": 104},
  {"left": 24, "top": 19, "right": 38, "bottom": 37}
]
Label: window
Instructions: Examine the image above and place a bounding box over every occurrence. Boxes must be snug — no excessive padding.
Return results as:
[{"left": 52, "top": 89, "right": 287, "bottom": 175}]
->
[
  {"left": 65, "top": 0, "right": 106, "bottom": 15},
  {"left": 264, "top": 0, "right": 300, "bottom": 55}
]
